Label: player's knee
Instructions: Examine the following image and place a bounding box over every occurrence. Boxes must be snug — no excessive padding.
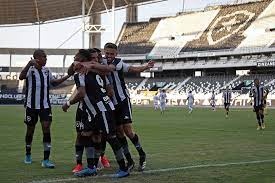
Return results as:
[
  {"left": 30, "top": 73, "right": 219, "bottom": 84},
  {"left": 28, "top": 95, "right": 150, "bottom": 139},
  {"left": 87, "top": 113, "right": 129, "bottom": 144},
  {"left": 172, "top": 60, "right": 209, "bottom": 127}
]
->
[
  {"left": 42, "top": 121, "right": 51, "bottom": 132},
  {"left": 116, "top": 126, "right": 125, "bottom": 137},
  {"left": 27, "top": 126, "right": 35, "bottom": 135},
  {"left": 124, "top": 125, "right": 134, "bottom": 138},
  {"left": 92, "top": 134, "right": 101, "bottom": 143}
]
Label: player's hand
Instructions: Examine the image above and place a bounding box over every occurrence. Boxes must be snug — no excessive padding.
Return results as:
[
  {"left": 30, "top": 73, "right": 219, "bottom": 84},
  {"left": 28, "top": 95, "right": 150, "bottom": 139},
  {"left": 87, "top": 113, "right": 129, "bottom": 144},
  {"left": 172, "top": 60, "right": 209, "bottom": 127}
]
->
[
  {"left": 62, "top": 103, "right": 70, "bottom": 112},
  {"left": 29, "top": 59, "right": 40, "bottom": 68},
  {"left": 73, "top": 61, "right": 83, "bottom": 72},
  {"left": 146, "top": 60, "right": 155, "bottom": 69}
]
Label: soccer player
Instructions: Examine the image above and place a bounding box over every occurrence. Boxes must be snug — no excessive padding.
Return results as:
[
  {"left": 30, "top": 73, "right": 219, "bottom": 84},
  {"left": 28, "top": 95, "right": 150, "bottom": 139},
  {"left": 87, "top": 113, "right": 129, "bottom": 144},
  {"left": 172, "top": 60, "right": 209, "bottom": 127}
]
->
[
  {"left": 159, "top": 89, "right": 167, "bottom": 114},
  {"left": 102, "top": 42, "right": 154, "bottom": 171},
  {"left": 71, "top": 49, "right": 111, "bottom": 173},
  {"left": 62, "top": 49, "right": 129, "bottom": 178},
  {"left": 19, "top": 49, "right": 72, "bottom": 168},
  {"left": 223, "top": 87, "right": 232, "bottom": 118},
  {"left": 92, "top": 47, "right": 111, "bottom": 169},
  {"left": 249, "top": 78, "right": 268, "bottom": 130},
  {"left": 153, "top": 93, "right": 159, "bottom": 110},
  {"left": 263, "top": 89, "right": 269, "bottom": 115},
  {"left": 187, "top": 91, "right": 194, "bottom": 113},
  {"left": 210, "top": 91, "right": 216, "bottom": 111}
]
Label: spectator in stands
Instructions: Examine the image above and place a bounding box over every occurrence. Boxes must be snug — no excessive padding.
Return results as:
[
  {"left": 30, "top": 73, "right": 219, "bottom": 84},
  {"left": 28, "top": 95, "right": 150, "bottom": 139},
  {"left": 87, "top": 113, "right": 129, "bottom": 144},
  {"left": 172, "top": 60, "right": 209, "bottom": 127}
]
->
[
  {"left": 187, "top": 91, "right": 194, "bottom": 114},
  {"left": 249, "top": 79, "right": 269, "bottom": 130},
  {"left": 19, "top": 49, "right": 73, "bottom": 168}
]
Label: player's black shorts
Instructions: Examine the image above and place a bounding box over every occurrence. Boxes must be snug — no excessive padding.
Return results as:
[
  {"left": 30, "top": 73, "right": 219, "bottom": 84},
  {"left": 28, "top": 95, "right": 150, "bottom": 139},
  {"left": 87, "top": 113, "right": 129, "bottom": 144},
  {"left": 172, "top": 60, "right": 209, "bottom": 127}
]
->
[
  {"left": 224, "top": 103, "right": 230, "bottom": 110},
  {"left": 254, "top": 104, "right": 264, "bottom": 112},
  {"left": 78, "top": 109, "right": 116, "bottom": 135},
  {"left": 75, "top": 108, "right": 95, "bottom": 132},
  {"left": 114, "top": 98, "right": 132, "bottom": 126},
  {"left": 24, "top": 107, "right": 52, "bottom": 127}
]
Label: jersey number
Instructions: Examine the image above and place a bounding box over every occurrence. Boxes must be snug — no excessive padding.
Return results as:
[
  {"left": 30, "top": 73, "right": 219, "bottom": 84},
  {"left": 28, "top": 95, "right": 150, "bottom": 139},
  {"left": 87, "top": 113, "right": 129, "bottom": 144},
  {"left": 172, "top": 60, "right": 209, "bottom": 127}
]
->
[{"left": 96, "top": 75, "right": 106, "bottom": 93}]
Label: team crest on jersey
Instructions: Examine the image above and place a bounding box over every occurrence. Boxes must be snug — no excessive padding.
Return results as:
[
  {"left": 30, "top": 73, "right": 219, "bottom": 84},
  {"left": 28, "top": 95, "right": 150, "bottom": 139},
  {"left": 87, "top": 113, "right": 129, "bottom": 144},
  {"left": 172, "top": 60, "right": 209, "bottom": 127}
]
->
[
  {"left": 44, "top": 70, "right": 49, "bottom": 76},
  {"left": 207, "top": 10, "right": 255, "bottom": 45},
  {"left": 124, "top": 116, "right": 129, "bottom": 120}
]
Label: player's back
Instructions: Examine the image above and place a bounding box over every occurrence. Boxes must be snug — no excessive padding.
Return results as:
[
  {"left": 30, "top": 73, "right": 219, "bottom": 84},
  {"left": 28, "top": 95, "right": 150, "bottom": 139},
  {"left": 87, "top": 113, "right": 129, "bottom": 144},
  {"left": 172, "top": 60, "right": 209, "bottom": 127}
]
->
[{"left": 74, "top": 72, "right": 114, "bottom": 113}]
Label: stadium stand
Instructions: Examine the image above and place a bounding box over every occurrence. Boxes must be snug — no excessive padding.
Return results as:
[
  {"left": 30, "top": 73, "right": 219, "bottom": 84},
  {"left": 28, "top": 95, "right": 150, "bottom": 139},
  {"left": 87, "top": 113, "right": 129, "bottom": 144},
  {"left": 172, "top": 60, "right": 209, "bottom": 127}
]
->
[
  {"left": 182, "top": 0, "right": 271, "bottom": 52},
  {"left": 237, "top": 0, "right": 275, "bottom": 48},
  {"left": 148, "top": 9, "right": 219, "bottom": 57},
  {"left": 49, "top": 80, "right": 75, "bottom": 95},
  {"left": 117, "top": 18, "right": 161, "bottom": 54},
  {"left": 177, "top": 75, "right": 236, "bottom": 94},
  {"left": 117, "top": 0, "right": 273, "bottom": 55},
  {"left": 0, "top": 80, "right": 19, "bottom": 93}
]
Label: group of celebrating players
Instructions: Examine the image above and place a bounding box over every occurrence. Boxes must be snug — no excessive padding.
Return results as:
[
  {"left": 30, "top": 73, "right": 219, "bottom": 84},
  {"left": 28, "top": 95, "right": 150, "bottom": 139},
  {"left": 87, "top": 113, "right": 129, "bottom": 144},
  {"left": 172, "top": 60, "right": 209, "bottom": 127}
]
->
[
  {"left": 19, "top": 42, "right": 269, "bottom": 179},
  {"left": 20, "top": 43, "right": 154, "bottom": 178}
]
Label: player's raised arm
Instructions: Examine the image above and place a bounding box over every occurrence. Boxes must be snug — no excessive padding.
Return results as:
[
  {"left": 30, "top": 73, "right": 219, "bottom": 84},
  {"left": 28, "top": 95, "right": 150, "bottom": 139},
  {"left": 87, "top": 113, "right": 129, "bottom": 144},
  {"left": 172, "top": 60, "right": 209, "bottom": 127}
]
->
[
  {"left": 128, "top": 60, "right": 155, "bottom": 73},
  {"left": 62, "top": 74, "right": 86, "bottom": 112},
  {"left": 19, "top": 59, "right": 38, "bottom": 80},
  {"left": 50, "top": 74, "right": 71, "bottom": 87}
]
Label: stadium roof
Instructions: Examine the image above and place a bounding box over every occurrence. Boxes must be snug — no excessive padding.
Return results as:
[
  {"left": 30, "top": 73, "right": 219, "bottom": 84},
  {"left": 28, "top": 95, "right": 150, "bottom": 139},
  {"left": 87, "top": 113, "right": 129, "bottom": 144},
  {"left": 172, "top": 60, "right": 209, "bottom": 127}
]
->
[{"left": 0, "top": 0, "right": 161, "bottom": 25}]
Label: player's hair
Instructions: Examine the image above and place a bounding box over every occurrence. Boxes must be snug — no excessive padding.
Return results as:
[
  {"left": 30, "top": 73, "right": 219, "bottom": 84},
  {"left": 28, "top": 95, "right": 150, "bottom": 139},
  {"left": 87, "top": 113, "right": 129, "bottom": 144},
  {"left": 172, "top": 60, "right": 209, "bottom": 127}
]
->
[
  {"left": 104, "top": 42, "right": 117, "bottom": 50},
  {"left": 254, "top": 78, "right": 259, "bottom": 82},
  {"left": 78, "top": 49, "right": 91, "bottom": 61},
  {"left": 33, "top": 49, "right": 45, "bottom": 59},
  {"left": 87, "top": 48, "right": 97, "bottom": 54},
  {"left": 93, "top": 48, "right": 101, "bottom": 53}
]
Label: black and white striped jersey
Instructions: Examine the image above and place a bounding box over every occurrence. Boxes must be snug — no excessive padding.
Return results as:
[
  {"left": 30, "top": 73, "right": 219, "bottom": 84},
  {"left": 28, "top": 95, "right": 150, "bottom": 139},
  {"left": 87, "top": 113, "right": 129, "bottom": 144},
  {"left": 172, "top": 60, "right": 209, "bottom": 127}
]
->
[
  {"left": 74, "top": 72, "right": 115, "bottom": 118},
  {"left": 223, "top": 91, "right": 232, "bottom": 104},
  {"left": 25, "top": 66, "right": 53, "bottom": 109},
  {"left": 250, "top": 85, "right": 265, "bottom": 106},
  {"left": 102, "top": 58, "right": 130, "bottom": 105}
]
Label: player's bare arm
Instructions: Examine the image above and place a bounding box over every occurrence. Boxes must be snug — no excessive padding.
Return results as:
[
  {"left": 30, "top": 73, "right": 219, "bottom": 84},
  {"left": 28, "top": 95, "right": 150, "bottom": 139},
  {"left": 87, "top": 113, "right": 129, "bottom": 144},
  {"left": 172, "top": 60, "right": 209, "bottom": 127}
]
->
[
  {"left": 73, "top": 61, "right": 111, "bottom": 75},
  {"left": 19, "top": 59, "right": 39, "bottom": 80},
  {"left": 128, "top": 60, "right": 155, "bottom": 73},
  {"left": 106, "top": 84, "right": 114, "bottom": 97},
  {"left": 62, "top": 86, "right": 86, "bottom": 112}
]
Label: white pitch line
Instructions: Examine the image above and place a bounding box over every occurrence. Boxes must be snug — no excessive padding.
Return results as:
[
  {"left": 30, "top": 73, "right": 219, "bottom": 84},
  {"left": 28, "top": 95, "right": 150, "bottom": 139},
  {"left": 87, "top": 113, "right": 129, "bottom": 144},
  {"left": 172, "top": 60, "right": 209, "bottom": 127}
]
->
[{"left": 30, "top": 158, "right": 275, "bottom": 183}]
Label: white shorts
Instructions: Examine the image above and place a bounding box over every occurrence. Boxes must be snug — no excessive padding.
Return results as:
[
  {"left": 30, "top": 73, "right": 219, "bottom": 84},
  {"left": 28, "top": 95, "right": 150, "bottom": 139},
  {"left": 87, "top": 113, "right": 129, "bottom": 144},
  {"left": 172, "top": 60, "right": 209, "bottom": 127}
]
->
[{"left": 160, "top": 102, "right": 166, "bottom": 110}]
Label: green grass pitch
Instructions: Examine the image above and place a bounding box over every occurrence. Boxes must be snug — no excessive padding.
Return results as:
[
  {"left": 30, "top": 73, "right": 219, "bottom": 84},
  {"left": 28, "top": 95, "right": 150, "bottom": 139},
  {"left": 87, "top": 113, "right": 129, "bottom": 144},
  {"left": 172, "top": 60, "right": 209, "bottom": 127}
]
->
[{"left": 0, "top": 105, "right": 275, "bottom": 183}]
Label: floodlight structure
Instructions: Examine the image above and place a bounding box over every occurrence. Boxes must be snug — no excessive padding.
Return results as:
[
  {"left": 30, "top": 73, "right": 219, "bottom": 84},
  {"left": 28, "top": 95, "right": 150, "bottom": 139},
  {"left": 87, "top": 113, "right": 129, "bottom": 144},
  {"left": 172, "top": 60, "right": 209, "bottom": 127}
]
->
[{"left": 0, "top": 0, "right": 164, "bottom": 49}]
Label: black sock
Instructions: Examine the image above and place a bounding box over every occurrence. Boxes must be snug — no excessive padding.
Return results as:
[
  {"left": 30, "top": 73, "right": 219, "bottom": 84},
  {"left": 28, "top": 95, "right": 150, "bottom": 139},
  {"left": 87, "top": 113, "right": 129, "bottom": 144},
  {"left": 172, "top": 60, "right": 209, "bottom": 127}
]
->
[
  {"left": 43, "top": 133, "right": 51, "bottom": 160},
  {"left": 94, "top": 142, "right": 101, "bottom": 167},
  {"left": 85, "top": 146, "right": 95, "bottom": 169},
  {"left": 75, "top": 145, "right": 84, "bottom": 165},
  {"left": 108, "top": 137, "right": 127, "bottom": 171},
  {"left": 261, "top": 114, "right": 264, "bottom": 123},
  {"left": 25, "top": 134, "right": 33, "bottom": 155},
  {"left": 256, "top": 113, "right": 261, "bottom": 126},
  {"left": 26, "top": 145, "right": 31, "bottom": 155},
  {"left": 130, "top": 134, "right": 146, "bottom": 157},
  {"left": 100, "top": 138, "right": 107, "bottom": 157},
  {"left": 118, "top": 136, "right": 133, "bottom": 163}
]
